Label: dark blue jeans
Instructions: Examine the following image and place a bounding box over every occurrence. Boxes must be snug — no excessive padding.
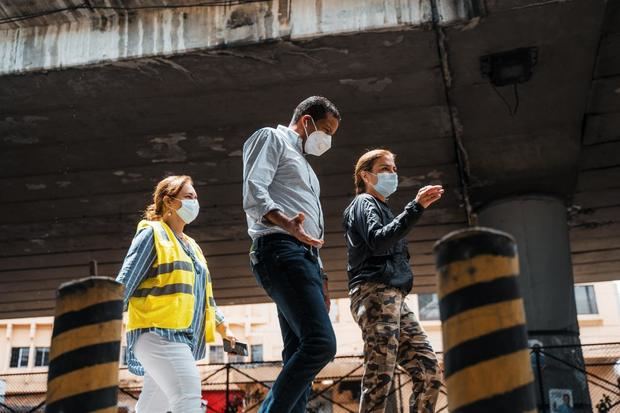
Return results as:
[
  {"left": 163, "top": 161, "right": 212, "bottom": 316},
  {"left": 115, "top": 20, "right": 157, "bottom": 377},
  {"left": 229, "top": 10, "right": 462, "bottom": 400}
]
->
[{"left": 250, "top": 234, "right": 337, "bottom": 413}]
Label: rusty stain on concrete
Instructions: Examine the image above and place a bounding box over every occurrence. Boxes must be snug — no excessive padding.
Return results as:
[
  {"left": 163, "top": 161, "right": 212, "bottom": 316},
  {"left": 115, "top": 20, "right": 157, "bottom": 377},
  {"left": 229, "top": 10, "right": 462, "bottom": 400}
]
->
[
  {"left": 3, "top": 135, "right": 39, "bottom": 144},
  {"left": 383, "top": 35, "right": 404, "bottom": 47},
  {"left": 197, "top": 136, "right": 226, "bottom": 152},
  {"left": 400, "top": 169, "right": 444, "bottom": 188},
  {"left": 26, "top": 183, "right": 46, "bottom": 190},
  {"left": 339, "top": 77, "right": 393, "bottom": 93},
  {"left": 0, "top": 0, "right": 478, "bottom": 74},
  {"left": 137, "top": 133, "right": 188, "bottom": 163},
  {"left": 121, "top": 172, "right": 144, "bottom": 184},
  {"left": 227, "top": 7, "right": 257, "bottom": 29}
]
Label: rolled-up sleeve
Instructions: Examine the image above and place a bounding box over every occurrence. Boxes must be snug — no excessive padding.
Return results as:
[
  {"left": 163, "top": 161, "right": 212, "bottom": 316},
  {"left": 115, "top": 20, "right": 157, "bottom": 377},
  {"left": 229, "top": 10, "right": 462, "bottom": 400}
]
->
[
  {"left": 214, "top": 302, "right": 226, "bottom": 325},
  {"left": 116, "top": 227, "right": 156, "bottom": 309},
  {"left": 242, "top": 128, "right": 284, "bottom": 223}
]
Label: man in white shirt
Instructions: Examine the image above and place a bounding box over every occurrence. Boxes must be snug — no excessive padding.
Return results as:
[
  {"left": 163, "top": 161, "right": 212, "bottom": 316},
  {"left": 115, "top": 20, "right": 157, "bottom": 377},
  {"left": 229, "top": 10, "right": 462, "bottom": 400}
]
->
[{"left": 242, "top": 96, "right": 341, "bottom": 413}]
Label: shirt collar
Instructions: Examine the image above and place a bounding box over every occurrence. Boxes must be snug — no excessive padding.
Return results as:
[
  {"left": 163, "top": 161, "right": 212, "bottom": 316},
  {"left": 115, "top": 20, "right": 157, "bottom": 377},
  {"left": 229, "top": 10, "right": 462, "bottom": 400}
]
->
[{"left": 277, "top": 124, "right": 303, "bottom": 153}]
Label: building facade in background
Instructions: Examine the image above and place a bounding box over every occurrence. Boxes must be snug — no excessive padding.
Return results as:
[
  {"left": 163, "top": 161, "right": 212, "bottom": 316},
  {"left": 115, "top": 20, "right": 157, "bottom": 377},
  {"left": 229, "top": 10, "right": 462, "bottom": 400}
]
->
[{"left": 1, "top": 282, "right": 619, "bottom": 411}]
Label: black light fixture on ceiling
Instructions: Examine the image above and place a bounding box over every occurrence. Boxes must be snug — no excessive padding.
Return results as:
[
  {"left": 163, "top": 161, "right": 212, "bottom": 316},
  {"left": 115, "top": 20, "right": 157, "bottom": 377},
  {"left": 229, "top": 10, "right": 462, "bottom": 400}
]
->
[
  {"left": 480, "top": 47, "right": 538, "bottom": 87},
  {"left": 480, "top": 47, "right": 538, "bottom": 115}
]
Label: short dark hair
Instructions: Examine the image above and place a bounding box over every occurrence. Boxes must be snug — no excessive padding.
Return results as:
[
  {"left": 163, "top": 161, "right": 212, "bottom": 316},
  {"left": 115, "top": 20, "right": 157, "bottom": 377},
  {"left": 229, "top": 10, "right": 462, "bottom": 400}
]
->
[{"left": 291, "top": 96, "right": 341, "bottom": 124}]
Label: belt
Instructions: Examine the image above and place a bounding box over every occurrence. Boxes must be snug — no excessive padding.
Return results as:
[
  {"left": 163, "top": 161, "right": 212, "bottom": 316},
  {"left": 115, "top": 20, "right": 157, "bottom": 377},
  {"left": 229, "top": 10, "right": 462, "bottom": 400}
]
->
[{"left": 254, "top": 233, "right": 320, "bottom": 256}]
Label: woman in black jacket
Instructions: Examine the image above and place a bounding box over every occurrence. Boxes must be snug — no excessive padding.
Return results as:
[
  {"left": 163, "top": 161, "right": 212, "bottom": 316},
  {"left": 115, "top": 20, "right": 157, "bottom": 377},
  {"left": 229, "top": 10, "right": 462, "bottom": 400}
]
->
[{"left": 343, "top": 149, "right": 444, "bottom": 413}]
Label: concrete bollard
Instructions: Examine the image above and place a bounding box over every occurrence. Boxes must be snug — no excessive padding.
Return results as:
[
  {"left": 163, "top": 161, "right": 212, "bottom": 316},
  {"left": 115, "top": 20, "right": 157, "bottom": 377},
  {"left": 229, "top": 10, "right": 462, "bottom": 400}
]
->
[
  {"left": 434, "top": 227, "right": 537, "bottom": 413},
  {"left": 46, "top": 276, "right": 124, "bottom": 413}
]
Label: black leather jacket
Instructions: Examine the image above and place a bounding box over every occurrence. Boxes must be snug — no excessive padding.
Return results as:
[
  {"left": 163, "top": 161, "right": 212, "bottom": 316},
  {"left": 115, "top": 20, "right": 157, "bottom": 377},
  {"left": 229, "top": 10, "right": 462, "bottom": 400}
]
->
[{"left": 343, "top": 193, "right": 425, "bottom": 294}]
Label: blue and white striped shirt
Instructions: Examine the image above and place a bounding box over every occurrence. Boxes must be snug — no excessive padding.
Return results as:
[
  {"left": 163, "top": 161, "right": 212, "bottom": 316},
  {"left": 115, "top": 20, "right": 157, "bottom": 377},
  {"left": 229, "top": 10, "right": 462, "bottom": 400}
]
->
[{"left": 116, "top": 226, "right": 225, "bottom": 376}]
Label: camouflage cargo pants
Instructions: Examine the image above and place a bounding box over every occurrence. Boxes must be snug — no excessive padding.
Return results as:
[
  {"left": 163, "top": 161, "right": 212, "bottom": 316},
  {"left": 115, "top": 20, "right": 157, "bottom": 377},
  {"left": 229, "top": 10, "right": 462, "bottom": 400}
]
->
[{"left": 350, "top": 283, "right": 442, "bottom": 413}]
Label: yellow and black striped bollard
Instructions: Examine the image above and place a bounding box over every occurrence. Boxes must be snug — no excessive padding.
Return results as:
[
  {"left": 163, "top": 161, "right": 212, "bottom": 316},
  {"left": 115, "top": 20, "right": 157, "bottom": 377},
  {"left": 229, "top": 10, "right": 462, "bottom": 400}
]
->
[
  {"left": 434, "top": 228, "right": 537, "bottom": 413},
  {"left": 46, "top": 276, "right": 124, "bottom": 413}
]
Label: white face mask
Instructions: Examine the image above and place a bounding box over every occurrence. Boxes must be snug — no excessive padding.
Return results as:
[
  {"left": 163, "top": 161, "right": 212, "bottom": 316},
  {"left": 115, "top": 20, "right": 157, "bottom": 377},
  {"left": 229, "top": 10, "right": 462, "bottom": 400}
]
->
[
  {"left": 370, "top": 172, "right": 398, "bottom": 198},
  {"left": 303, "top": 116, "right": 332, "bottom": 156},
  {"left": 174, "top": 198, "right": 200, "bottom": 224}
]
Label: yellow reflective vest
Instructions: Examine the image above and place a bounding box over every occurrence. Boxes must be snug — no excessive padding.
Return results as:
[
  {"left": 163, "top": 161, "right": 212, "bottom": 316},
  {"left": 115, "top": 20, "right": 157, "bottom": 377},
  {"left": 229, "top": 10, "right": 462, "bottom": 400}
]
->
[{"left": 127, "top": 220, "right": 217, "bottom": 343}]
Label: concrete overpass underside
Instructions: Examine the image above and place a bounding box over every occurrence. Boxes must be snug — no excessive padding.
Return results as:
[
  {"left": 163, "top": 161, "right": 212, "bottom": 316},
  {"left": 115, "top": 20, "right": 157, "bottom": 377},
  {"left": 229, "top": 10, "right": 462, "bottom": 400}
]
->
[{"left": 0, "top": 0, "right": 618, "bottom": 318}]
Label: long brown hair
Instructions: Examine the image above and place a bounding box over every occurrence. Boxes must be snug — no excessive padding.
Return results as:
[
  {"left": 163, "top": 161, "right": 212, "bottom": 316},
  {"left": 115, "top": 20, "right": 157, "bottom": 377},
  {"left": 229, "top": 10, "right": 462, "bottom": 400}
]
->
[
  {"left": 144, "top": 175, "right": 193, "bottom": 220},
  {"left": 353, "top": 149, "right": 395, "bottom": 194}
]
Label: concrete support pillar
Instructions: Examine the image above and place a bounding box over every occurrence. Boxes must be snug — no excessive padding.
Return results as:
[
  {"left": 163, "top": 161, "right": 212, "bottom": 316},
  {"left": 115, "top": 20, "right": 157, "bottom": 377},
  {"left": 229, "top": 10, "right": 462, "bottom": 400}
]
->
[{"left": 478, "top": 196, "right": 592, "bottom": 412}]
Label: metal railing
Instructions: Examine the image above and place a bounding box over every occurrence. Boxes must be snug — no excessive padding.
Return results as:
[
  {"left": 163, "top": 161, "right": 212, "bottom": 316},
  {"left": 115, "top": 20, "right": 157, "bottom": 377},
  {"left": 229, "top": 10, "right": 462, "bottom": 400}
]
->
[
  {"left": 1, "top": 343, "right": 619, "bottom": 412},
  {"left": 530, "top": 342, "right": 620, "bottom": 413}
]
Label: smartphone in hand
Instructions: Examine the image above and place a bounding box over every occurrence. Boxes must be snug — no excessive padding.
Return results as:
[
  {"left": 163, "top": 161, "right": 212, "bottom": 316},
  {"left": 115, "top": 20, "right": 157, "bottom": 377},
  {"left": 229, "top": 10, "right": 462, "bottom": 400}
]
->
[{"left": 223, "top": 338, "right": 248, "bottom": 356}]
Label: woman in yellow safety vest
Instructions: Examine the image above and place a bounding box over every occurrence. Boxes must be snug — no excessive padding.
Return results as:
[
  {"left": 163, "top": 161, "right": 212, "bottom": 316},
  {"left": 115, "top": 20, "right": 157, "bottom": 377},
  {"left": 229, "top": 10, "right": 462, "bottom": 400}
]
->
[{"left": 117, "top": 175, "right": 236, "bottom": 413}]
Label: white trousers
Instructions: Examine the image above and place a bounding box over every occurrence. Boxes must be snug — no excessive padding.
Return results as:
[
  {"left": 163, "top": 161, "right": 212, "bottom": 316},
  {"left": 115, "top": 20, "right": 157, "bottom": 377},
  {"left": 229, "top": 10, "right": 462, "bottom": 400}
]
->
[{"left": 134, "top": 332, "right": 203, "bottom": 413}]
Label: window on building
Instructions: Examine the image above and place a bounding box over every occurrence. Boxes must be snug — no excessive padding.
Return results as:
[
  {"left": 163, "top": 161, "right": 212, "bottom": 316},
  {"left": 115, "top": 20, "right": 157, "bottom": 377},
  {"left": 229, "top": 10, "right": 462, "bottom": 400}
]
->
[
  {"left": 120, "top": 346, "right": 127, "bottom": 366},
  {"left": 34, "top": 347, "right": 49, "bottom": 367},
  {"left": 228, "top": 353, "right": 245, "bottom": 363},
  {"left": 209, "top": 345, "right": 225, "bottom": 364},
  {"left": 575, "top": 285, "right": 598, "bottom": 315},
  {"left": 328, "top": 301, "right": 339, "bottom": 323},
  {"left": 251, "top": 344, "right": 264, "bottom": 363},
  {"left": 418, "top": 293, "right": 440, "bottom": 321},
  {"left": 10, "top": 347, "right": 30, "bottom": 368}
]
